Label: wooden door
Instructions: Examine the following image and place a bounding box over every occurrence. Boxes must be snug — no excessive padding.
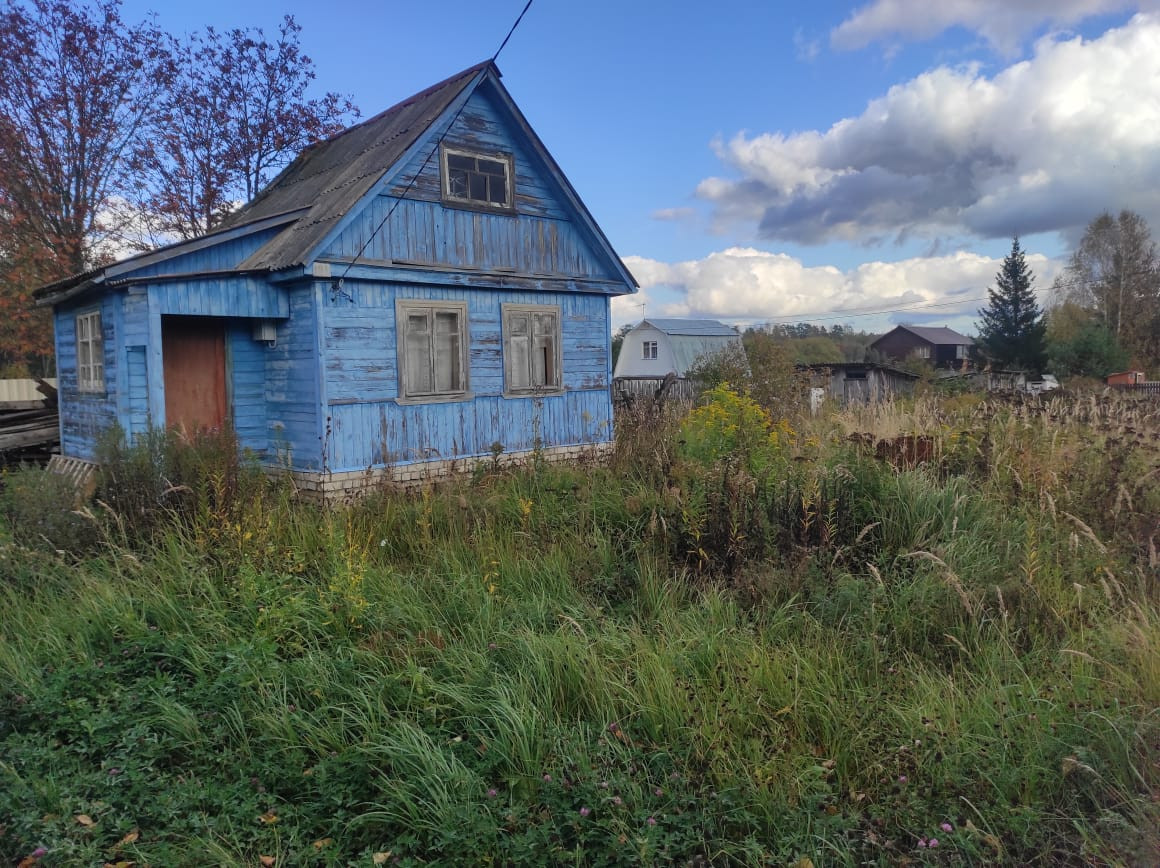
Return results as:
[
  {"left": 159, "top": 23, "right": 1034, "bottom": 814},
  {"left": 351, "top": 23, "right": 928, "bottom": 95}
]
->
[{"left": 163, "top": 316, "right": 227, "bottom": 433}]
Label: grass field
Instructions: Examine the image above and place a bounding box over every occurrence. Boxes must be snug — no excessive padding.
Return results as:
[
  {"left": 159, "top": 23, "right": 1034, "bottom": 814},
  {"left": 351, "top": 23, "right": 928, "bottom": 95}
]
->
[{"left": 1, "top": 389, "right": 1158, "bottom": 866}]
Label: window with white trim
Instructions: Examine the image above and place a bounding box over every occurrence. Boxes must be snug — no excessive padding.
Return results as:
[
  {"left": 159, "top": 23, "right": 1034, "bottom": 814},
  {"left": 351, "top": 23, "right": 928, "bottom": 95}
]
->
[
  {"left": 76, "top": 310, "right": 105, "bottom": 393},
  {"left": 642, "top": 340, "right": 658, "bottom": 360},
  {"left": 396, "top": 300, "right": 469, "bottom": 400},
  {"left": 441, "top": 146, "right": 513, "bottom": 209},
  {"left": 503, "top": 304, "right": 561, "bottom": 394},
  {"left": 915, "top": 345, "right": 931, "bottom": 359}
]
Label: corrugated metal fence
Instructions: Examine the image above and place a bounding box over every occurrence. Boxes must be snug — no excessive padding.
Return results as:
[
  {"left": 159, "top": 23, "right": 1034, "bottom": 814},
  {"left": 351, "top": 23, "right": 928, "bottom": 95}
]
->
[{"left": 0, "top": 378, "right": 56, "bottom": 407}]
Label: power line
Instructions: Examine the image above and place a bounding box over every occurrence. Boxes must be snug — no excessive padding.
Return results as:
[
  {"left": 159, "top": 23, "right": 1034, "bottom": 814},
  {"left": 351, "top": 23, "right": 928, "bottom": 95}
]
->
[{"left": 332, "top": 0, "right": 535, "bottom": 295}]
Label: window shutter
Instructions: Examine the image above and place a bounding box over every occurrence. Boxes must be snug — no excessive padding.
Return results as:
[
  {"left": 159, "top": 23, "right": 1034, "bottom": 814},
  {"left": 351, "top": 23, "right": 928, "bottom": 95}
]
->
[
  {"left": 434, "top": 310, "right": 461, "bottom": 392},
  {"left": 406, "top": 312, "right": 433, "bottom": 394},
  {"left": 508, "top": 312, "right": 531, "bottom": 390}
]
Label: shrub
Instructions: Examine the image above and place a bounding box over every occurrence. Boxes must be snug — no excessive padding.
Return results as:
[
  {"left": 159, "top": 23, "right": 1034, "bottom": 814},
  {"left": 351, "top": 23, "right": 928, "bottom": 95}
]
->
[{"left": 0, "top": 465, "right": 96, "bottom": 554}]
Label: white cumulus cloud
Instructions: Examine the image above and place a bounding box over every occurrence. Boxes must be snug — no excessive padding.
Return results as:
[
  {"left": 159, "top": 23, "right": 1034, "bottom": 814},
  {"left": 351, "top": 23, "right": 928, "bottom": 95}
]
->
[
  {"left": 614, "top": 247, "right": 1060, "bottom": 331},
  {"left": 698, "top": 14, "right": 1160, "bottom": 245},
  {"left": 831, "top": 0, "right": 1157, "bottom": 54}
]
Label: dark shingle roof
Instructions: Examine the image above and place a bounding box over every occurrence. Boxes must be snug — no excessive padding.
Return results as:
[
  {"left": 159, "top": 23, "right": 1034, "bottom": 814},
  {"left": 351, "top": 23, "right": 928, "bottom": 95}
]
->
[
  {"left": 889, "top": 325, "right": 974, "bottom": 345},
  {"left": 225, "top": 61, "right": 494, "bottom": 271},
  {"left": 642, "top": 318, "right": 738, "bottom": 337}
]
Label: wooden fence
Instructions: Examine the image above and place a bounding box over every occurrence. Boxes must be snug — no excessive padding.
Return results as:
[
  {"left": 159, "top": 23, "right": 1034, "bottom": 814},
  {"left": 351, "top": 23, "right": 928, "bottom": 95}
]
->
[
  {"left": 611, "top": 376, "right": 697, "bottom": 407},
  {"left": 1110, "top": 383, "right": 1160, "bottom": 396}
]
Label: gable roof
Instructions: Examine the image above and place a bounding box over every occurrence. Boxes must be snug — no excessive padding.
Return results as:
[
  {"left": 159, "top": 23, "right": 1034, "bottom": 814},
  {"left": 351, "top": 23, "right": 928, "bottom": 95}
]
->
[
  {"left": 223, "top": 61, "right": 492, "bottom": 271},
  {"left": 876, "top": 324, "right": 974, "bottom": 346},
  {"left": 641, "top": 318, "right": 739, "bottom": 337},
  {"left": 37, "top": 60, "right": 637, "bottom": 306},
  {"left": 801, "top": 362, "right": 920, "bottom": 380}
]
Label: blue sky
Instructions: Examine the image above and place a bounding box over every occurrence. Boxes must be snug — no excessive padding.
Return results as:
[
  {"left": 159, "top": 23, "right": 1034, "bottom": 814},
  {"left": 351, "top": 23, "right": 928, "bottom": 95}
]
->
[{"left": 119, "top": 0, "right": 1160, "bottom": 333}]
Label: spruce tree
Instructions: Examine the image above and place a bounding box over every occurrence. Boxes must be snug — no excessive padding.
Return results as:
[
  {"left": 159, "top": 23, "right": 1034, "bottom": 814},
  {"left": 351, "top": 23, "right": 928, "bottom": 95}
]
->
[{"left": 977, "top": 236, "right": 1048, "bottom": 372}]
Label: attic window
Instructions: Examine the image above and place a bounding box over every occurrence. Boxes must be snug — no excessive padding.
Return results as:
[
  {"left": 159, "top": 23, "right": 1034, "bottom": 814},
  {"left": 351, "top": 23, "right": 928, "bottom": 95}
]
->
[
  {"left": 442, "top": 146, "right": 512, "bottom": 209},
  {"left": 642, "top": 341, "right": 658, "bottom": 360}
]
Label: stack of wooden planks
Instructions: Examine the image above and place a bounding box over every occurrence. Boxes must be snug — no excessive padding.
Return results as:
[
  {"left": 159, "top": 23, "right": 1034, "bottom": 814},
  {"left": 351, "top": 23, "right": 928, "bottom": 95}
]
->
[{"left": 0, "top": 379, "right": 59, "bottom": 460}]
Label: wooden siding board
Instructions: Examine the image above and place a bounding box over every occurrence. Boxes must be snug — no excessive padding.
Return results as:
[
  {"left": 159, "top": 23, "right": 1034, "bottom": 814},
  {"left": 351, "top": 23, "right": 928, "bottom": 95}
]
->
[
  {"left": 124, "top": 225, "right": 287, "bottom": 279},
  {"left": 321, "top": 87, "right": 615, "bottom": 282},
  {"left": 264, "top": 285, "right": 322, "bottom": 469},
  {"left": 55, "top": 294, "right": 120, "bottom": 460},
  {"left": 228, "top": 324, "right": 268, "bottom": 454},
  {"left": 150, "top": 276, "right": 287, "bottom": 319},
  {"left": 319, "top": 280, "right": 612, "bottom": 472}
]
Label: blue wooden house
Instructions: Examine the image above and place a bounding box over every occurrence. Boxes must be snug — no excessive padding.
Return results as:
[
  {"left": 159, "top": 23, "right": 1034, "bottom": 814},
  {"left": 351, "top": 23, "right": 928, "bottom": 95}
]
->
[{"left": 34, "top": 62, "right": 637, "bottom": 496}]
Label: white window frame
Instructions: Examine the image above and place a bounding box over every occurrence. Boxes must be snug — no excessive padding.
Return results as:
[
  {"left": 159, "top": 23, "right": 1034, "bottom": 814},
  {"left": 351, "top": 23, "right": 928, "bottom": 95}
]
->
[
  {"left": 502, "top": 303, "right": 563, "bottom": 396},
  {"left": 75, "top": 309, "right": 105, "bottom": 393},
  {"left": 395, "top": 299, "right": 470, "bottom": 403},
  {"left": 915, "top": 345, "right": 931, "bottom": 360},
  {"left": 441, "top": 145, "right": 514, "bottom": 211},
  {"left": 642, "top": 340, "right": 658, "bottom": 360}
]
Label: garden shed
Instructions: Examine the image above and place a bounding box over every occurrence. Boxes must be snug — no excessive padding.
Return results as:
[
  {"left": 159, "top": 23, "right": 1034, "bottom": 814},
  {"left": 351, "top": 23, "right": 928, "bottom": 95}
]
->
[
  {"left": 803, "top": 362, "right": 918, "bottom": 404},
  {"left": 34, "top": 61, "right": 637, "bottom": 497}
]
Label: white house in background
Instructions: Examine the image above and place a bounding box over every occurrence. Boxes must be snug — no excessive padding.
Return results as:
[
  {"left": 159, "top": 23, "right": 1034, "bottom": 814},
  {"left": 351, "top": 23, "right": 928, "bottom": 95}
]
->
[{"left": 613, "top": 318, "right": 742, "bottom": 378}]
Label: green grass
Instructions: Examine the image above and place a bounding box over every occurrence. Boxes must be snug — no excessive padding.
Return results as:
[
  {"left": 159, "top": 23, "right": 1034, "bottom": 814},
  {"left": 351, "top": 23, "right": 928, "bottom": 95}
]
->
[{"left": 1, "top": 392, "right": 1158, "bottom": 866}]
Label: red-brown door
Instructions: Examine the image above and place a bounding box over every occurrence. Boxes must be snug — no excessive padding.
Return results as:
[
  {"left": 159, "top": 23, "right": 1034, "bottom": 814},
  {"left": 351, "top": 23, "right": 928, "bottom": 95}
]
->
[{"left": 163, "top": 316, "right": 227, "bottom": 433}]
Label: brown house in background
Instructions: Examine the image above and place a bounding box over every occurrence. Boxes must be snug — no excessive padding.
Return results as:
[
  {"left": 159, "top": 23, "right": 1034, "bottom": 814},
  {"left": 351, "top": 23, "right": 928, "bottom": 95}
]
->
[
  {"left": 871, "top": 325, "right": 975, "bottom": 368},
  {"left": 1106, "top": 370, "right": 1145, "bottom": 386}
]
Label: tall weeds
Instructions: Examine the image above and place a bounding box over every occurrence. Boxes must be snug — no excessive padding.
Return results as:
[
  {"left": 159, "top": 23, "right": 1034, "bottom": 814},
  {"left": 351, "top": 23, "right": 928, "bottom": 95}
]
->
[{"left": 0, "top": 391, "right": 1157, "bottom": 865}]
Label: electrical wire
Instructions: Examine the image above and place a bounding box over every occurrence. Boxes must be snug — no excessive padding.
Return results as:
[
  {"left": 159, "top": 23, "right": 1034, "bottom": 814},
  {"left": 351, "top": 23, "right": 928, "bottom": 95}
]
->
[{"left": 332, "top": 0, "right": 536, "bottom": 294}]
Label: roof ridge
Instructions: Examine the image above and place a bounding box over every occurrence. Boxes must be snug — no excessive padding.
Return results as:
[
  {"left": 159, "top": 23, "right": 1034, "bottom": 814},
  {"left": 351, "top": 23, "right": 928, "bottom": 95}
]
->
[
  {"left": 305, "top": 60, "right": 494, "bottom": 149},
  {"left": 221, "top": 61, "right": 495, "bottom": 231}
]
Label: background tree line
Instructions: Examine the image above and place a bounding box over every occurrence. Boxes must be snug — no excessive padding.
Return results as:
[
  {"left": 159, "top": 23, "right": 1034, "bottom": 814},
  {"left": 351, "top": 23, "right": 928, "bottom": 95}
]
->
[
  {"left": 1047, "top": 210, "right": 1159, "bottom": 378},
  {"left": 0, "top": 0, "right": 359, "bottom": 376}
]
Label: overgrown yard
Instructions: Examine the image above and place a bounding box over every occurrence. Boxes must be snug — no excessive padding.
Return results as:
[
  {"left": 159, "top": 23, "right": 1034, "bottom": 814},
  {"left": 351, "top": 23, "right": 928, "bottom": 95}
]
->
[{"left": 1, "top": 391, "right": 1158, "bottom": 866}]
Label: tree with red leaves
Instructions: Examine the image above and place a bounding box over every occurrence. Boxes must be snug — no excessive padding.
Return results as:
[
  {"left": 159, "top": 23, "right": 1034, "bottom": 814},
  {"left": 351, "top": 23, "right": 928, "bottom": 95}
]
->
[
  {"left": 0, "top": 0, "right": 171, "bottom": 273},
  {"left": 0, "top": 1, "right": 358, "bottom": 372},
  {"left": 140, "top": 16, "right": 358, "bottom": 241}
]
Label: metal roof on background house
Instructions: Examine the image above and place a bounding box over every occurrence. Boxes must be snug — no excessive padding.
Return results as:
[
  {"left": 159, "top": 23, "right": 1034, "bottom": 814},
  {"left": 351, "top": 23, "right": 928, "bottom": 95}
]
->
[
  {"left": 642, "top": 318, "right": 739, "bottom": 337},
  {"left": 889, "top": 325, "right": 974, "bottom": 345}
]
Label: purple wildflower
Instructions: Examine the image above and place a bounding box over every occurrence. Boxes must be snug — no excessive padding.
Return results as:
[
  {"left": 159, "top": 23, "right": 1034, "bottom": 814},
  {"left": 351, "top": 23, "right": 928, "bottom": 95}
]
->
[
  {"left": 612, "top": 796, "right": 623, "bottom": 806},
  {"left": 542, "top": 774, "right": 552, "bottom": 782},
  {"left": 898, "top": 775, "right": 907, "bottom": 784},
  {"left": 940, "top": 822, "right": 953, "bottom": 833},
  {"left": 917, "top": 838, "right": 927, "bottom": 849},
  {"left": 31, "top": 848, "right": 47, "bottom": 858},
  {"left": 647, "top": 816, "right": 657, "bottom": 826},
  {"left": 654, "top": 787, "right": 664, "bottom": 797},
  {"left": 579, "top": 806, "right": 591, "bottom": 817},
  {"left": 487, "top": 788, "right": 498, "bottom": 798},
  {"left": 929, "top": 838, "right": 939, "bottom": 848}
]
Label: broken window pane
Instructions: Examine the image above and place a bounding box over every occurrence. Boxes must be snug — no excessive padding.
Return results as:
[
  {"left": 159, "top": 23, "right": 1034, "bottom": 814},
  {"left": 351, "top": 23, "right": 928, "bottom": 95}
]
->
[{"left": 444, "top": 148, "right": 511, "bottom": 208}]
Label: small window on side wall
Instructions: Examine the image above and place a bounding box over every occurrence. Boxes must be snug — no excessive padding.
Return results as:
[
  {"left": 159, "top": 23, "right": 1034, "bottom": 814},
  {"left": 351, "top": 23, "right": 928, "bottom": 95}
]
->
[
  {"left": 503, "top": 304, "right": 562, "bottom": 394},
  {"left": 76, "top": 310, "right": 105, "bottom": 393},
  {"left": 397, "top": 300, "right": 469, "bottom": 401},
  {"left": 642, "top": 340, "right": 658, "bottom": 360},
  {"left": 442, "top": 146, "right": 513, "bottom": 209}
]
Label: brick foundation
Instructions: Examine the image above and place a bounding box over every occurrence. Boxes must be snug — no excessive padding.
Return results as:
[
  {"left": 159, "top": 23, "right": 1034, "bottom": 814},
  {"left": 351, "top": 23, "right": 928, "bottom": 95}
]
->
[{"left": 284, "top": 441, "right": 614, "bottom": 501}]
